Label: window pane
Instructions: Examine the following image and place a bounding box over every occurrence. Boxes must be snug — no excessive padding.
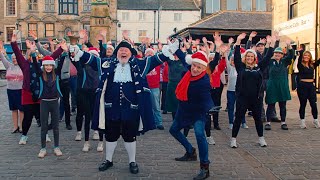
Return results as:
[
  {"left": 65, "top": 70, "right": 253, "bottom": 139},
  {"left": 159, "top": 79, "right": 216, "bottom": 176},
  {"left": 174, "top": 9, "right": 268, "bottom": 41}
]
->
[
  {"left": 256, "top": 0, "right": 266, "bottom": 11},
  {"left": 241, "top": 0, "right": 252, "bottom": 11},
  {"left": 227, "top": 0, "right": 237, "bottom": 10},
  {"left": 6, "top": 0, "right": 16, "bottom": 16},
  {"left": 6, "top": 27, "right": 15, "bottom": 42},
  {"left": 206, "top": 0, "right": 213, "bottom": 13},
  {"left": 69, "top": 4, "right": 73, "bottom": 13}
]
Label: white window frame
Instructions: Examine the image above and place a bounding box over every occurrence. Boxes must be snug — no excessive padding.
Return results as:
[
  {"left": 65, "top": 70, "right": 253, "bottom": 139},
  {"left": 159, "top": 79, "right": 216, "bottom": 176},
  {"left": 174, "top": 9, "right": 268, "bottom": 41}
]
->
[
  {"left": 138, "top": 12, "right": 146, "bottom": 21},
  {"left": 45, "top": 0, "right": 55, "bottom": 12},
  {"left": 4, "top": 0, "right": 17, "bottom": 17},
  {"left": 206, "top": 0, "right": 220, "bottom": 14},
  {"left": 122, "top": 12, "right": 130, "bottom": 21},
  {"left": 174, "top": 13, "right": 182, "bottom": 22},
  {"left": 4, "top": 25, "right": 16, "bottom": 43},
  {"left": 83, "top": 0, "right": 91, "bottom": 12},
  {"left": 28, "top": 0, "right": 38, "bottom": 11}
]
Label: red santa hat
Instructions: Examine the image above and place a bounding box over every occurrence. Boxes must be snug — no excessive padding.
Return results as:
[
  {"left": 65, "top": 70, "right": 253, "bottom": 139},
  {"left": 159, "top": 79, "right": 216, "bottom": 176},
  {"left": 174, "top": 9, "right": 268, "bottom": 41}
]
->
[
  {"left": 88, "top": 47, "right": 100, "bottom": 57},
  {"left": 185, "top": 51, "right": 208, "bottom": 67},
  {"left": 145, "top": 48, "right": 155, "bottom": 55},
  {"left": 107, "top": 44, "right": 115, "bottom": 51},
  {"left": 42, "top": 56, "right": 55, "bottom": 66}
]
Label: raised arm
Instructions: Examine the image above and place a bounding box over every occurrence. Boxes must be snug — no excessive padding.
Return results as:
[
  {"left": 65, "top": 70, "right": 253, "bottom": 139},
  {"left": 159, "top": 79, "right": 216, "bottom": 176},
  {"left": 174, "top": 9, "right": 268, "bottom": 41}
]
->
[
  {"left": 0, "top": 52, "right": 12, "bottom": 69},
  {"left": 234, "top": 33, "right": 246, "bottom": 72},
  {"left": 258, "top": 35, "right": 276, "bottom": 70},
  {"left": 282, "top": 39, "right": 294, "bottom": 66},
  {"left": 11, "top": 34, "right": 28, "bottom": 70}
]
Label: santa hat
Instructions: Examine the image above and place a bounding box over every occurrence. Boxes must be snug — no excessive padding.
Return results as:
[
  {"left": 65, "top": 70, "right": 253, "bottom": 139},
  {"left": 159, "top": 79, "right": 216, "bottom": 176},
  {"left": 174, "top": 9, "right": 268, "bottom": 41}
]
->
[
  {"left": 42, "top": 56, "right": 55, "bottom": 66},
  {"left": 88, "top": 47, "right": 100, "bottom": 57},
  {"left": 243, "top": 49, "right": 257, "bottom": 58},
  {"left": 145, "top": 48, "right": 155, "bottom": 55},
  {"left": 185, "top": 51, "right": 208, "bottom": 67},
  {"left": 107, "top": 45, "right": 115, "bottom": 51}
]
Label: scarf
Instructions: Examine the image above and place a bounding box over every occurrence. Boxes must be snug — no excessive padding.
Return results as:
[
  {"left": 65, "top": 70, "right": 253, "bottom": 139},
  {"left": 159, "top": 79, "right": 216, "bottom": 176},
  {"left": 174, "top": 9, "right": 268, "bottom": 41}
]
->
[{"left": 175, "top": 70, "right": 206, "bottom": 101}]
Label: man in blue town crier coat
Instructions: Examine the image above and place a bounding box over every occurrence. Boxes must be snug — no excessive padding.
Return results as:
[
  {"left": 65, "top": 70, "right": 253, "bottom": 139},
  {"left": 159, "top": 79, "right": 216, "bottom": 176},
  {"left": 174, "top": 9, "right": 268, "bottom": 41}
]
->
[{"left": 72, "top": 39, "right": 180, "bottom": 174}]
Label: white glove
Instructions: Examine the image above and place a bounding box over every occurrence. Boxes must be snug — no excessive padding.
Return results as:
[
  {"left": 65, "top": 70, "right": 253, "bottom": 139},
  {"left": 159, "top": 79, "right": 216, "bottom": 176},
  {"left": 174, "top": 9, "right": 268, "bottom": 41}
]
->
[
  {"left": 162, "top": 45, "right": 175, "bottom": 60},
  {"left": 69, "top": 45, "right": 83, "bottom": 62},
  {"left": 168, "top": 39, "right": 179, "bottom": 54}
]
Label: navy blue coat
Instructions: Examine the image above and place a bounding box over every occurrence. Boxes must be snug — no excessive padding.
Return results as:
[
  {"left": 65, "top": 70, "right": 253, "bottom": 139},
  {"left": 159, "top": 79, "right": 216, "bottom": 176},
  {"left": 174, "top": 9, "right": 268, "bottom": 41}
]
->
[
  {"left": 174, "top": 50, "right": 214, "bottom": 127},
  {"left": 78, "top": 51, "right": 170, "bottom": 134}
]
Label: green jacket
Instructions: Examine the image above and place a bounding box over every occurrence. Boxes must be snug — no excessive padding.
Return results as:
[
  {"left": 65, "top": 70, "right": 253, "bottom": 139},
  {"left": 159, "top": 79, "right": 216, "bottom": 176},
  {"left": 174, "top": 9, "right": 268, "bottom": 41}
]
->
[{"left": 265, "top": 49, "right": 294, "bottom": 104}]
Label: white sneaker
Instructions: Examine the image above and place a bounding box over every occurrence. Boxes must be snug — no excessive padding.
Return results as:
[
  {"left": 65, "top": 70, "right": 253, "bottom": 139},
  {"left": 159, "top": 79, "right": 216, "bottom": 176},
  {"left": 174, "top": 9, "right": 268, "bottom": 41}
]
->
[
  {"left": 230, "top": 138, "right": 237, "bottom": 148},
  {"left": 38, "top": 148, "right": 47, "bottom": 158},
  {"left": 46, "top": 134, "right": 51, "bottom": 142},
  {"left": 242, "top": 123, "right": 249, "bottom": 129},
  {"left": 92, "top": 130, "right": 99, "bottom": 140},
  {"left": 54, "top": 147, "right": 63, "bottom": 156},
  {"left": 229, "top": 124, "right": 233, "bottom": 129},
  {"left": 300, "top": 119, "right": 307, "bottom": 129},
  {"left": 313, "top": 119, "right": 320, "bottom": 128},
  {"left": 259, "top": 137, "right": 267, "bottom": 147},
  {"left": 19, "top": 135, "right": 28, "bottom": 145},
  {"left": 75, "top": 131, "right": 82, "bottom": 141},
  {"left": 206, "top": 136, "right": 215, "bottom": 145},
  {"left": 82, "top": 142, "right": 90, "bottom": 152},
  {"left": 97, "top": 142, "right": 104, "bottom": 152}
]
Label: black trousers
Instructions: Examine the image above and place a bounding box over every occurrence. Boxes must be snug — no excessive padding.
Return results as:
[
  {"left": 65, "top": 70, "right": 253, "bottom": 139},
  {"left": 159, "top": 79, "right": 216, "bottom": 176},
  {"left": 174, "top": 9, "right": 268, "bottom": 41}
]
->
[
  {"left": 22, "top": 104, "right": 40, "bottom": 136},
  {"left": 59, "top": 79, "right": 71, "bottom": 126},
  {"left": 232, "top": 96, "right": 263, "bottom": 138},
  {"left": 160, "top": 82, "right": 168, "bottom": 112},
  {"left": 267, "top": 101, "right": 287, "bottom": 122},
  {"left": 76, "top": 89, "right": 96, "bottom": 141},
  {"left": 105, "top": 120, "right": 138, "bottom": 142},
  {"left": 297, "top": 81, "right": 318, "bottom": 119}
]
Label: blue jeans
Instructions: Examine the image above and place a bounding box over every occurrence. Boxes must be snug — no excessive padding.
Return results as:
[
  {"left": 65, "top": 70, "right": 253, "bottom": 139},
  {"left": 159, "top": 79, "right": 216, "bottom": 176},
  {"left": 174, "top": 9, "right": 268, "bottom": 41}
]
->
[
  {"left": 169, "top": 118, "right": 209, "bottom": 164},
  {"left": 150, "top": 88, "right": 162, "bottom": 126},
  {"left": 227, "top": 91, "right": 246, "bottom": 124}
]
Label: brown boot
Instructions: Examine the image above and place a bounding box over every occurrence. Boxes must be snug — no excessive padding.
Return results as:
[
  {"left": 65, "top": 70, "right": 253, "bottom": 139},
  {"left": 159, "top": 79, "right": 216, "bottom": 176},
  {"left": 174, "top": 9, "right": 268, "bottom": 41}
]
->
[
  {"left": 193, "top": 163, "right": 210, "bottom": 180},
  {"left": 175, "top": 147, "right": 197, "bottom": 161}
]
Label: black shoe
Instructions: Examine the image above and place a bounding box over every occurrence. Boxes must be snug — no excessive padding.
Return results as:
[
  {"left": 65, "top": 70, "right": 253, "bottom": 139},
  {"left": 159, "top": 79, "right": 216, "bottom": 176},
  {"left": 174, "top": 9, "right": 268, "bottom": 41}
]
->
[
  {"left": 271, "top": 117, "right": 281, "bottom": 123},
  {"left": 157, "top": 125, "right": 164, "bottom": 130},
  {"left": 162, "top": 111, "right": 167, "bottom": 114},
  {"left": 175, "top": 147, "right": 197, "bottom": 161},
  {"left": 66, "top": 124, "right": 72, "bottom": 130},
  {"left": 129, "top": 162, "right": 139, "bottom": 174},
  {"left": 48, "top": 124, "right": 52, "bottom": 130},
  {"left": 214, "top": 126, "right": 221, "bottom": 130},
  {"left": 36, "top": 119, "right": 41, "bottom": 127},
  {"left": 281, "top": 124, "right": 288, "bottom": 130},
  {"left": 265, "top": 124, "right": 271, "bottom": 130},
  {"left": 193, "top": 168, "right": 210, "bottom": 180},
  {"left": 12, "top": 127, "right": 20, "bottom": 134},
  {"left": 99, "top": 160, "right": 113, "bottom": 171}
]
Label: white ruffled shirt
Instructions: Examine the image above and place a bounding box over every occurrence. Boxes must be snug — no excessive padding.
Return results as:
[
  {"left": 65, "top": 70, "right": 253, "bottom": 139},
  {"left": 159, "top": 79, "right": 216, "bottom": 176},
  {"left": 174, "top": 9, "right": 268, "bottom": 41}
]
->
[{"left": 113, "top": 63, "right": 133, "bottom": 83}]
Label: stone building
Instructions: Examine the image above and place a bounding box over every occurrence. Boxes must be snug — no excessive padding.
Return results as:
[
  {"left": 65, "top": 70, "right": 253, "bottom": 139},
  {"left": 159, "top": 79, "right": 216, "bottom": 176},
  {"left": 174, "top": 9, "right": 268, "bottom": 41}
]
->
[
  {"left": 272, "top": 0, "right": 320, "bottom": 88},
  {"left": 0, "top": 0, "right": 117, "bottom": 47}
]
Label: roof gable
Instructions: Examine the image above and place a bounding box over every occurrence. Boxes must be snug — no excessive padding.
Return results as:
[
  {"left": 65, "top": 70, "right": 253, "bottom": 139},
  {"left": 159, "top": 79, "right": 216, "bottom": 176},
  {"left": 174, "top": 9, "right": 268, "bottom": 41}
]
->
[{"left": 117, "top": 0, "right": 199, "bottom": 10}]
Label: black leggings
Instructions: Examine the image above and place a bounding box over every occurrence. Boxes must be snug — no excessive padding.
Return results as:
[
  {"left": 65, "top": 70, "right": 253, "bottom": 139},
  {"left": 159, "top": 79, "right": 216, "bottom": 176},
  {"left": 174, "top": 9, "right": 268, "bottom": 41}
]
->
[
  {"left": 297, "top": 81, "right": 318, "bottom": 119},
  {"left": 22, "top": 104, "right": 40, "bottom": 136},
  {"left": 76, "top": 89, "right": 96, "bottom": 141},
  {"left": 232, "top": 96, "right": 263, "bottom": 138}
]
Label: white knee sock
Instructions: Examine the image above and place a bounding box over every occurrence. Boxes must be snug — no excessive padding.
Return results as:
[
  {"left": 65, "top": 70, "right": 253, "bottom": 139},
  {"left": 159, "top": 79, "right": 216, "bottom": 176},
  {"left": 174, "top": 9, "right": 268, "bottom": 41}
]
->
[
  {"left": 124, "top": 141, "right": 136, "bottom": 163},
  {"left": 105, "top": 141, "right": 117, "bottom": 162}
]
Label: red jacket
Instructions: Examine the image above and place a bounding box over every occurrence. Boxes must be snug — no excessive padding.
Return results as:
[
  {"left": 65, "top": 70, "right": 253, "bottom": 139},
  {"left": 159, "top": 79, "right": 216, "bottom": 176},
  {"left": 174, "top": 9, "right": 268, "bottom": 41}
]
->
[
  {"left": 210, "top": 57, "right": 226, "bottom": 88},
  {"left": 146, "top": 65, "right": 161, "bottom": 89}
]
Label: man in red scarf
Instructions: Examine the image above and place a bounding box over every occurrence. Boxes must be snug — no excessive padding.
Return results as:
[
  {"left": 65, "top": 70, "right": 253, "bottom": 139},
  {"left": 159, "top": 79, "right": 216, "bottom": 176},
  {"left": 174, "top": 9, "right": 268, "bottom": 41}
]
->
[{"left": 169, "top": 49, "right": 214, "bottom": 180}]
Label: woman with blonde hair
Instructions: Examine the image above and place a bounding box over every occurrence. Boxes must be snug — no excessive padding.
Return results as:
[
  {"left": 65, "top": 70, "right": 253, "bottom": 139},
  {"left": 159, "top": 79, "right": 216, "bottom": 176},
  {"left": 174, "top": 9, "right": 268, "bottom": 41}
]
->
[
  {"left": 230, "top": 33, "right": 276, "bottom": 148},
  {"left": 296, "top": 50, "right": 320, "bottom": 128}
]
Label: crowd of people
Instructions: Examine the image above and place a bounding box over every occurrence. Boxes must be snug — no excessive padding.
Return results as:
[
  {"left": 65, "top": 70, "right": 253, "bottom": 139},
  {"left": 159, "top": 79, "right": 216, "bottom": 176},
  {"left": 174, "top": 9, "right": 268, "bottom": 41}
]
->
[{"left": 1, "top": 28, "right": 320, "bottom": 180}]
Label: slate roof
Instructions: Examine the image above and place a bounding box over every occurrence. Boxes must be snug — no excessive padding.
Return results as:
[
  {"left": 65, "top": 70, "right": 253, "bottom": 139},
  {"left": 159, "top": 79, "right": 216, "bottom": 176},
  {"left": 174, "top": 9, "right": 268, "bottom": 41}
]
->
[
  {"left": 190, "top": 11, "right": 272, "bottom": 30},
  {"left": 117, "top": 0, "right": 199, "bottom": 11}
]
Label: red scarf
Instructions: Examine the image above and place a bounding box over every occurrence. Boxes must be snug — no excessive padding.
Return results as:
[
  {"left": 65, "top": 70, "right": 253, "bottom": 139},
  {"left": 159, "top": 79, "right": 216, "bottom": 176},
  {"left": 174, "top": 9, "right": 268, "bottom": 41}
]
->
[{"left": 175, "top": 71, "right": 206, "bottom": 101}]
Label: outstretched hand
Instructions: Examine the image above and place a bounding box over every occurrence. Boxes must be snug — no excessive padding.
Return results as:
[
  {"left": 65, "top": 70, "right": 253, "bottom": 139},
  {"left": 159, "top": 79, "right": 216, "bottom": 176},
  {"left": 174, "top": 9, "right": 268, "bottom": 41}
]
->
[{"left": 29, "top": 30, "right": 37, "bottom": 40}]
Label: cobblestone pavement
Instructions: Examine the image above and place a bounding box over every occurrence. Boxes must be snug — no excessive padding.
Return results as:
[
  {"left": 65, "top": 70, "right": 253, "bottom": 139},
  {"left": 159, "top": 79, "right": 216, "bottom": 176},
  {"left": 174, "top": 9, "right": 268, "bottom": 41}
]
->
[{"left": 1, "top": 83, "right": 320, "bottom": 180}]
